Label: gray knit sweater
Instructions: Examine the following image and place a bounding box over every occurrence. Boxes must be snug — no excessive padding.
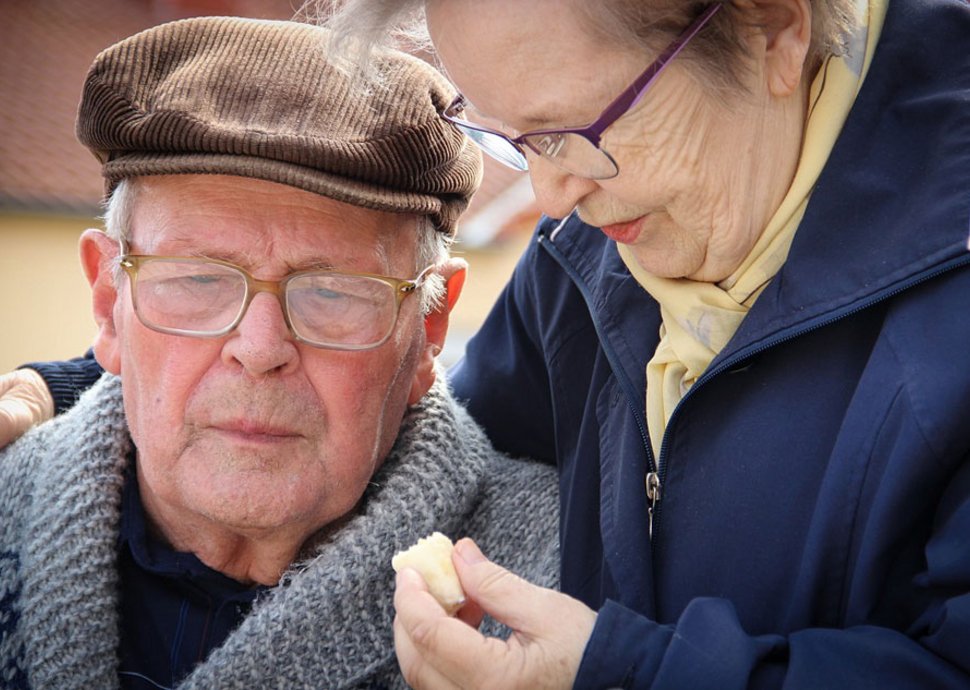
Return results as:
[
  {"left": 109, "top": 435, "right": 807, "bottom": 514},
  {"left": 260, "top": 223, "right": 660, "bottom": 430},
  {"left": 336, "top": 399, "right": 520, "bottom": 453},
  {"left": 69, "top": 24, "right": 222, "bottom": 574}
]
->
[{"left": 0, "top": 375, "right": 559, "bottom": 689}]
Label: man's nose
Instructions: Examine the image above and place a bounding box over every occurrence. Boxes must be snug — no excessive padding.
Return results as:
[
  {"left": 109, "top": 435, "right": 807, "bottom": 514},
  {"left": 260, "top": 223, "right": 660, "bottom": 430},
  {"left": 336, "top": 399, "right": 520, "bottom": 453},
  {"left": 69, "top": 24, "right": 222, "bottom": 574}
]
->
[
  {"left": 221, "top": 292, "right": 300, "bottom": 376},
  {"left": 527, "top": 155, "right": 599, "bottom": 220}
]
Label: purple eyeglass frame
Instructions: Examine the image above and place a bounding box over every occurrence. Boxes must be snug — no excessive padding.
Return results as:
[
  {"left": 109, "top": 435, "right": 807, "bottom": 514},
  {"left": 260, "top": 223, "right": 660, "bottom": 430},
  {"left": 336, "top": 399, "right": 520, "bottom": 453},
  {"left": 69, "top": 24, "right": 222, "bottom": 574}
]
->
[{"left": 441, "top": 2, "right": 724, "bottom": 172}]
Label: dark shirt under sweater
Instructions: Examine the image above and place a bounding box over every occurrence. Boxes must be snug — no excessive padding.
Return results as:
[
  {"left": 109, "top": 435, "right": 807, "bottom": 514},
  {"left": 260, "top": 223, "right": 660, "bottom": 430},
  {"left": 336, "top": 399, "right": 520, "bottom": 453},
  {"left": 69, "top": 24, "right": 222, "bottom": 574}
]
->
[{"left": 117, "top": 465, "right": 267, "bottom": 689}]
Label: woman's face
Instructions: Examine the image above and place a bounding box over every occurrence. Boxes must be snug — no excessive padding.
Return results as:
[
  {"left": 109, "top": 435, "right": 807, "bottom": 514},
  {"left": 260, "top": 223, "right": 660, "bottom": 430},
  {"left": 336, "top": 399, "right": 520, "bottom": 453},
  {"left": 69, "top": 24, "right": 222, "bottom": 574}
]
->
[{"left": 427, "top": 0, "right": 808, "bottom": 282}]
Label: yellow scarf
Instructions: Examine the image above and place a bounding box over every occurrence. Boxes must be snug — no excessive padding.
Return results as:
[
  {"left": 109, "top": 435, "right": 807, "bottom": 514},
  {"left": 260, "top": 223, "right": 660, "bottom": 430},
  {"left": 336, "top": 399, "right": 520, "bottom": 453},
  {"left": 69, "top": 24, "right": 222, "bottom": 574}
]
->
[{"left": 619, "top": 0, "right": 886, "bottom": 459}]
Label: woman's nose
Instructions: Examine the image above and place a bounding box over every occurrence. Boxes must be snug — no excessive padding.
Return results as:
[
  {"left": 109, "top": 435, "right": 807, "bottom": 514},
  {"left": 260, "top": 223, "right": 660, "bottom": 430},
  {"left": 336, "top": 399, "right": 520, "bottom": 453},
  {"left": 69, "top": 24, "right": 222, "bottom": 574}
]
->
[{"left": 526, "top": 155, "right": 599, "bottom": 220}]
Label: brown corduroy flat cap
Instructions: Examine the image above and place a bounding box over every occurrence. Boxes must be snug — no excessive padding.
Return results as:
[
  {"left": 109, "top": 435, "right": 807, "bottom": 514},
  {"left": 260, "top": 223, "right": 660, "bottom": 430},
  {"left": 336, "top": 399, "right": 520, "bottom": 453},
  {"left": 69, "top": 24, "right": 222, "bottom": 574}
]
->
[{"left": 76, "top": 16, "right": 482, "bottom": 236}]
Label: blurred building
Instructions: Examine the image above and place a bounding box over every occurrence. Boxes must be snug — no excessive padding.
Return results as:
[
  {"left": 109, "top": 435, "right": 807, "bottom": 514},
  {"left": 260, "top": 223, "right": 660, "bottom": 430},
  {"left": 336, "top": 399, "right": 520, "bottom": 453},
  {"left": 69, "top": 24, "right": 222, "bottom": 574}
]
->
[{"left": 0, "top": 0, "right": 537, "bottom": 372}]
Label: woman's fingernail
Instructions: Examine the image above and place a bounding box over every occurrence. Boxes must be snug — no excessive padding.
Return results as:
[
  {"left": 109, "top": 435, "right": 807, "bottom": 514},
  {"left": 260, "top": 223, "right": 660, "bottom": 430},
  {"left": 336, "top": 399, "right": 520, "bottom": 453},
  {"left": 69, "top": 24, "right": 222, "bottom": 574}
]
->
[
  {"left": 396, "top": 567, "right": 425, "bottom": 589},
  {"left": 455, "top": 538, "right": 486, "bottom": 564}
]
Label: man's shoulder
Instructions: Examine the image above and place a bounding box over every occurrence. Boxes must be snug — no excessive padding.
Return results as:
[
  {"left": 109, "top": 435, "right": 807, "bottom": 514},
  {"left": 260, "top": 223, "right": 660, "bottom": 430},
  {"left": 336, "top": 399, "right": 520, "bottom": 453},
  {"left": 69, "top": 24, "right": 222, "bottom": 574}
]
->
[
  {"left": 479, "top": 452, "right": 558, "bottom": 499},
  {"left": 2, "top": 374, "right": 126, "bottom": 456},
  {"left": 405, "top": 382, "right": 560, "bottom": 586},
  {"left": 376, "top": 381, "right": 561, "bottom": 591},
  {"left": 464, "top": 453, "right": 560, "bottom": 589},
  {"left": 0, "top": 374, "right": 128, "bottom": 511}
]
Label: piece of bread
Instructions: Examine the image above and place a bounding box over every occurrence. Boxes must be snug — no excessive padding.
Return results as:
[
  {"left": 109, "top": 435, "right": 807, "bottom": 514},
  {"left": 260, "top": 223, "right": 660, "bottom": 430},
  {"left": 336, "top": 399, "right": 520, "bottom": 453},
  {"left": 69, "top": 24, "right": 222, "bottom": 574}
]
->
[{"left": 392, "top": 532, "right": 466, "bottom": 615}]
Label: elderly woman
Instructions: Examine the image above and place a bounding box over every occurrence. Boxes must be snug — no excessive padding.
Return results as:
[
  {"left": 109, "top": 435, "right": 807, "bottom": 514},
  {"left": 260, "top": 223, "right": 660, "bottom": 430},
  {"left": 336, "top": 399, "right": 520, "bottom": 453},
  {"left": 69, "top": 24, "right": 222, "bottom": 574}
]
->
[
  {"left": 4, "top": 0, "right": 969, "bottom": 687},
  {"left": 322, "top": 0, "right": 970, "bottom": 687}
]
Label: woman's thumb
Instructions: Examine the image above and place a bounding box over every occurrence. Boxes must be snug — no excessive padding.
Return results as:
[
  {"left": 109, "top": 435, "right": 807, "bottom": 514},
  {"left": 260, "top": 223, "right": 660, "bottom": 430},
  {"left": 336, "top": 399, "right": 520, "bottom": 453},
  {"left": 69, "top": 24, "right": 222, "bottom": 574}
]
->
[{"left": 452, "top": 538, "right": 545, "bottom": 633}]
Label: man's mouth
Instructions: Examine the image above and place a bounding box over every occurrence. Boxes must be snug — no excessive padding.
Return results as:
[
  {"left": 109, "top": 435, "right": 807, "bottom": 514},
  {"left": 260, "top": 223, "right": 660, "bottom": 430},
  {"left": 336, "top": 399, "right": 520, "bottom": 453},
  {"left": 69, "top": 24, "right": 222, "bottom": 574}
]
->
[{"left": 211, "top": 420, "right": 302, "bottom": 444}]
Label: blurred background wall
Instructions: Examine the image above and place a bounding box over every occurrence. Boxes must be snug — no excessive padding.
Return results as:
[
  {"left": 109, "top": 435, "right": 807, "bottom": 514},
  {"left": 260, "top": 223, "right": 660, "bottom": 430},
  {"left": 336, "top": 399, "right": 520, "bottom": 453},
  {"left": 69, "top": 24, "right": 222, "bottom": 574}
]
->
[{"left": 0, "top": 0, "right": 538, "bottom": 373}]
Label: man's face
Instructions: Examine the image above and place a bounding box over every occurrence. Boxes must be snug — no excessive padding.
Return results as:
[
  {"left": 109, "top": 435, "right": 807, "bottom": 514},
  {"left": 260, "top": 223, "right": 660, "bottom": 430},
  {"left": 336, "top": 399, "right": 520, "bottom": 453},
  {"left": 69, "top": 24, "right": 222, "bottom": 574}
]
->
[{"left": 93, "top": 175, "right": 432, "bottom": 544}]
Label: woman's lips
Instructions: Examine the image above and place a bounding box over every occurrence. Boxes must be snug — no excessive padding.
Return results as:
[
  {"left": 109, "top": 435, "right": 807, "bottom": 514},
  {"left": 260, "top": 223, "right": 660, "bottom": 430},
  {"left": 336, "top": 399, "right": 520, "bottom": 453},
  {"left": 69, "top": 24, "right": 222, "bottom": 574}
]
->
[{"left": 599, "top": 215, "right": 646, "bottom": 244}]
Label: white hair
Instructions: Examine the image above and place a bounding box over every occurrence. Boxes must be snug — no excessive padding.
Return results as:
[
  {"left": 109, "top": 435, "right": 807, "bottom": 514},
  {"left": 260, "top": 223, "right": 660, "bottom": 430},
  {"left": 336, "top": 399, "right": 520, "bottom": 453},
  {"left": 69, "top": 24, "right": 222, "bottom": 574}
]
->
[
  {"left": 103, "top": 178, "right": 451, "bottom": 315},
  {"left": 309, "top": 0, "right": 860, "bottom": 91},
  {"left": 413, "top": 215, "right": 451, "bottom": 315},
  {"left": 299, "top": 0, "right": 431, "bottom": 77}
]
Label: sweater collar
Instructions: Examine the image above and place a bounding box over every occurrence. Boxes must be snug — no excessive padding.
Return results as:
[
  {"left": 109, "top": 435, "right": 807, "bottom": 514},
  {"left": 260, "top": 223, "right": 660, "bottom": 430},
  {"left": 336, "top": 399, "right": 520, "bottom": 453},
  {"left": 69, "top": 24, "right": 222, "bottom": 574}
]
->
[
  {"left": 19, "top": 375, "right": 131, "bottom": 689},
  {"left": 19, "top": 373, "right": 489, "bottom": 689},
  {"left": 181, "top": 374, "right": 493, "bottom": 688}
]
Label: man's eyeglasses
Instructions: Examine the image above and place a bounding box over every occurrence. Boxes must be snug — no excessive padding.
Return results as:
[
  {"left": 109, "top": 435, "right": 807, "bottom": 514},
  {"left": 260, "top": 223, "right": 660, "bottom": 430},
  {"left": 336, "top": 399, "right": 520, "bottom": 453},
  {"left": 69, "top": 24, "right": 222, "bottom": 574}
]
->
[
  {"left": 440, "top": 2, "right": 724, "bottom": 180},
  {"left": 118, "top": 245, "right": 433, "bottom": 351}
]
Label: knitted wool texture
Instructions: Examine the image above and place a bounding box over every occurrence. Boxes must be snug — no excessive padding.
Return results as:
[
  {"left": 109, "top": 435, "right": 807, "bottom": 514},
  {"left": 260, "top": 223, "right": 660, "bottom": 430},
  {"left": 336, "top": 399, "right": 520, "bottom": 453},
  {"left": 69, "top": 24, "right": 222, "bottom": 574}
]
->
[
  {"left": 0, "top": 375, "right": 559, "bottom": 689},
  {"left": 77, "top": 16, "right": 483, "bottom": 236}
]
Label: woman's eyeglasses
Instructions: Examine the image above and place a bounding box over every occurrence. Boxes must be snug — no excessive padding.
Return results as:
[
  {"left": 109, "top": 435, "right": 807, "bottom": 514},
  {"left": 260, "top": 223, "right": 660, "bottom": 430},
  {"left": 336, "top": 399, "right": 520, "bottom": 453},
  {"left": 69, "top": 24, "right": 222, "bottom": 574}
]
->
[{"left": 440, "top": 2, "right": 724, "bottom": 180}]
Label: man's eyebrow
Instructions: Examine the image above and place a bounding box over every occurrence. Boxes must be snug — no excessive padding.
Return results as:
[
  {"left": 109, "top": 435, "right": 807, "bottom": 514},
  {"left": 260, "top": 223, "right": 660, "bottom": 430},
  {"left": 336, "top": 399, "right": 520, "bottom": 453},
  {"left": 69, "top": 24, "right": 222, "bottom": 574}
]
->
[
  {"left": 181, "top": 248, "right": 338, "bottom": 273},
  {"left": 294, "top": 260, "right": 339, "bottom": 272}
]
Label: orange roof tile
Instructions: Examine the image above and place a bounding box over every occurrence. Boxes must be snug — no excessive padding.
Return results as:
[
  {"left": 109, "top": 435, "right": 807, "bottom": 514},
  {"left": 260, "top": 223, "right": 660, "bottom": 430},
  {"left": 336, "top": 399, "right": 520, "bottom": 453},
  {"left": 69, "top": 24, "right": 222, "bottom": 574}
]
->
[{"left": 0, "top": 0, "right": 297, "bottom": 213}]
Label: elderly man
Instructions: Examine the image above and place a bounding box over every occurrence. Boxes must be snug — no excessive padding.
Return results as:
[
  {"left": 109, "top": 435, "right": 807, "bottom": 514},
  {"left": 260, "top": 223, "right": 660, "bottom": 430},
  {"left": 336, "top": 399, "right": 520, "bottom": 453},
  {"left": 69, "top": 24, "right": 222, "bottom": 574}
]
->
[{"left": 0, "top": 17, "right": 558, "bottom": 690}]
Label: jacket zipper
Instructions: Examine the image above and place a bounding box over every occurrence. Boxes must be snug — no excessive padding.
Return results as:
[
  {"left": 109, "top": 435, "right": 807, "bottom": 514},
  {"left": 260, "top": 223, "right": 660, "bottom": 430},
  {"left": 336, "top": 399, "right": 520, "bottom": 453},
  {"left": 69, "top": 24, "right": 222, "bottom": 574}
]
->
[
  {"left": 541, "top": 228, "right": 970, "bottom": 551},
  {"left": 645, "top": 471, "right": 662, "bottom": 540}
]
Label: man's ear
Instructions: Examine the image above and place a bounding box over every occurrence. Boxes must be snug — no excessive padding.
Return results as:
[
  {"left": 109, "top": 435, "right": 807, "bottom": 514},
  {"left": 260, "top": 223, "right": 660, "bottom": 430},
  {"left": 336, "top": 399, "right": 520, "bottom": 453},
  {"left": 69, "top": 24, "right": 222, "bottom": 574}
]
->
[
  {"left": 407, "top": 258, "right": 467, "bottom": 405},
  {"left": 79, "top": 229, "right": 122, "bottom": 375}
]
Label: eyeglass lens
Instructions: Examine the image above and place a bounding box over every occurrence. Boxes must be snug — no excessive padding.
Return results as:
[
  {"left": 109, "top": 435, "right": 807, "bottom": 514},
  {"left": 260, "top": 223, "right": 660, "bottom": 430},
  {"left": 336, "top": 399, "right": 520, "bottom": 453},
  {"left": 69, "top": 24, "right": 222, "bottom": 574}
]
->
[
  {"left": 286, "top": 273, "right": 395, "bottom": 347},
  {"left": 520, "top": 132, "right": 619, "bottom": 179},
  {"left": 461, "top": 126, "right": 528, "bottom": 171},
  {"left": 451, "top": 113, "right": 619, "bottom": 179},
  {"left": 131, "top": 259, "right": 401, "bottom": 348}
]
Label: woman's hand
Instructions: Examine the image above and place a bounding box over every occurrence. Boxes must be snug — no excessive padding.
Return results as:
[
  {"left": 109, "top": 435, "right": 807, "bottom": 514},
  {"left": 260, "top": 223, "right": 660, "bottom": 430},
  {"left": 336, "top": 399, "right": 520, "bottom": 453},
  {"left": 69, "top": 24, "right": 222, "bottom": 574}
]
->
[
  {"left": 0, "top": 368, "right": 54, "bottom": 448},
  {"left": 393, "top": 538, "right": 596, "bottom": 689}
]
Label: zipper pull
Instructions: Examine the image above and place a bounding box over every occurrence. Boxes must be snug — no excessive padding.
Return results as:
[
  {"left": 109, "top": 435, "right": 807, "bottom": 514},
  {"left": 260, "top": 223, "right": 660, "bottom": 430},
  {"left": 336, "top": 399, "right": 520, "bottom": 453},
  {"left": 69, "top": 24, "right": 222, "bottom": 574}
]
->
[{"left": 646, "top": 471, "right": 662, "bottom": 540}]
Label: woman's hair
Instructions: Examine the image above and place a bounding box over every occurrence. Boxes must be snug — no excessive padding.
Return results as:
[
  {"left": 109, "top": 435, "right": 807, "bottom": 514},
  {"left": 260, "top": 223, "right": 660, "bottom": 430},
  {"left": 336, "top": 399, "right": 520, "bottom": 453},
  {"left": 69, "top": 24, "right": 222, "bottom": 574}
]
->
[
  {"left": 574, "top": 0, "right": 860, "bottom": 91},
  {"left": 311, "top": 0, "right": 860, "bottom": 92},
  {"left": 103, "top": 178, "right": 451, "bottom": 315}
]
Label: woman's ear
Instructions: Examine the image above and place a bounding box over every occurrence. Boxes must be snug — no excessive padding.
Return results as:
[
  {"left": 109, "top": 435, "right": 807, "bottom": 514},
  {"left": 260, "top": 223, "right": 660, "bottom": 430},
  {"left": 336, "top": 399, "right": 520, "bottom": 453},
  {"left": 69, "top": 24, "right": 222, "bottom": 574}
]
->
[
  {"left": 79, "top": 229, "right": 122, "bottom": 375},
  {"left": 757, "top": 0, "right": 813, "bottom": 97},
  {"left": 407, "top": 257, "right": 468, "bottom": 405}
]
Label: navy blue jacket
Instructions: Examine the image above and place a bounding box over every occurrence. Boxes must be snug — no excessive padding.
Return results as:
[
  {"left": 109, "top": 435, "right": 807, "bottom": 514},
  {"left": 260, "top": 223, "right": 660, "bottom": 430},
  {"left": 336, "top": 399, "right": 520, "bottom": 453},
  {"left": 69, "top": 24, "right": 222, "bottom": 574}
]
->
[{"left": 451, "top": 0, "right": 970, "bottom": 686}]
